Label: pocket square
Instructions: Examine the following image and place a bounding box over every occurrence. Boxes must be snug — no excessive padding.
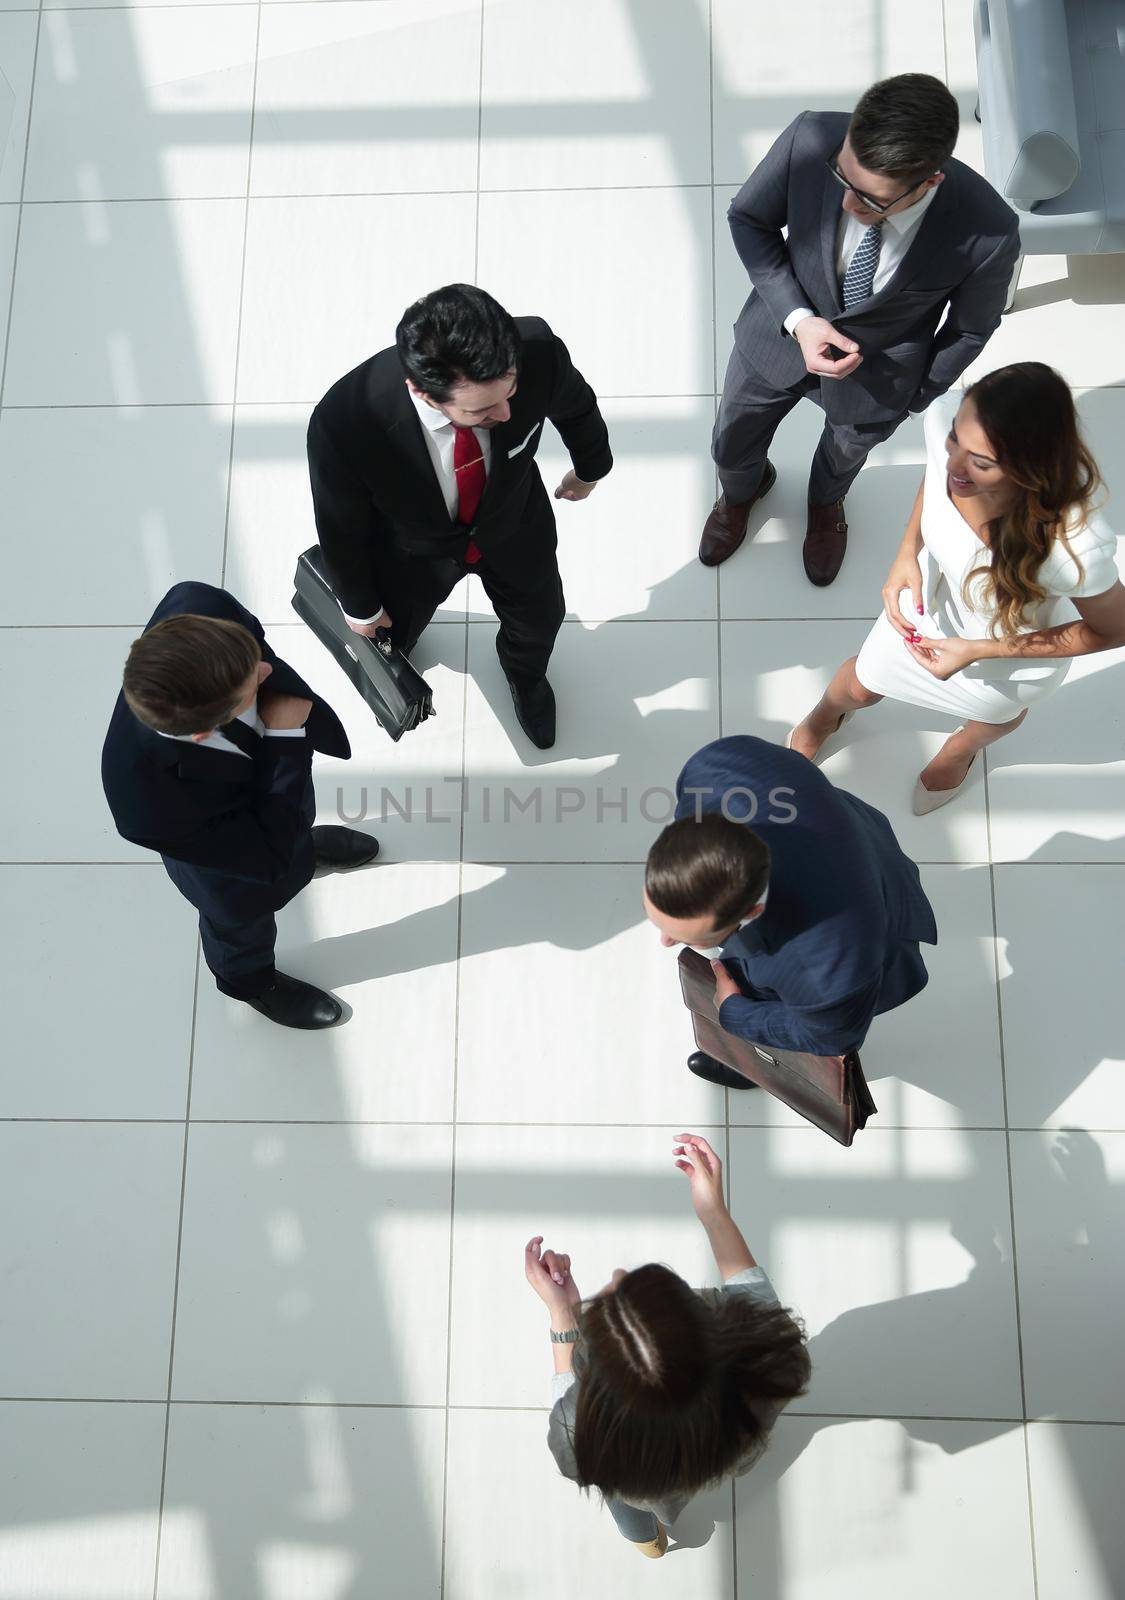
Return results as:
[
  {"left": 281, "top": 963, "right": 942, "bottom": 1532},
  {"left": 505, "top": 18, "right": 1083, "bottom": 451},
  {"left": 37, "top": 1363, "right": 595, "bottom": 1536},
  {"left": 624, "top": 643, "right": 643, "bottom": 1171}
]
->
[{"left": 507, "top": 421, "right": 542, "bottom": 459}]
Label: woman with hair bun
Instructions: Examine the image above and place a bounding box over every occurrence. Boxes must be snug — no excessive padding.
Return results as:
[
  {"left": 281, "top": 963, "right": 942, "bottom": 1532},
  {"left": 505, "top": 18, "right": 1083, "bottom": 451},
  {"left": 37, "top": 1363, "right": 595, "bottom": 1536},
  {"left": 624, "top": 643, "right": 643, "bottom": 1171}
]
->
[
  {"left": 788, "top": 362, "right": 1125, "bottom": 811},
  {"left": 524, "top": 1134, "right": 809, "bottom": 1558}
]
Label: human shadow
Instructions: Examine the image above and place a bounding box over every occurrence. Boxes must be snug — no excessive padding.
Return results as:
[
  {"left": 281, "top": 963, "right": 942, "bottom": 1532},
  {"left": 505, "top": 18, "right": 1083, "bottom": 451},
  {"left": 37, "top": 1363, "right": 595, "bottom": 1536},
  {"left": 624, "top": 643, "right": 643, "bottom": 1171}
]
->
[
  {"left": 993, "top": 831, "right": 1125, "bottom": 1128},
  {"left": 735, "top": 1129, "right": 1124, "bottom": 1591}
]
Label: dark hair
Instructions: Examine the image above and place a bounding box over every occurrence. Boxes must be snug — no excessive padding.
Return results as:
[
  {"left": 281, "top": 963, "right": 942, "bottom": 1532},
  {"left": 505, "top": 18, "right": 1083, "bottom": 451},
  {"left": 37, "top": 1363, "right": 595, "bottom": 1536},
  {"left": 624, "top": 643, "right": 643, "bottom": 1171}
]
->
[
  {"left": 959, "top": 362, "right": 1104, "bottom": 636},
  {"left": 569, "top": 1264, "right": 810, "bottom": 1502},
  {"left": 848, "top": 73, "right": 959, "bottom": 182},
  {"left": 646, "top": 813, "right": 770, "bottom": 929},
  {"left": 395, "top": 284, "right": 521, "bottom": 403},
  {"left": 123, "top": 614, "right": 261, "bottom": 735}
]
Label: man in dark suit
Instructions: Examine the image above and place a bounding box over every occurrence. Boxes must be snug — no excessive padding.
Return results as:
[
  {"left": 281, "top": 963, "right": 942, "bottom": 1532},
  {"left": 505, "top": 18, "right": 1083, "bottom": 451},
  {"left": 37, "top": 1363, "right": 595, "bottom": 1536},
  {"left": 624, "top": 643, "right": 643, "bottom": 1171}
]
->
[
  {"left": 643, "top": 736, "right": 937, "bottom": 1083},
  {"left": 101, "top": 583, "right": 379, "bottom": 1030},
  {"left": 702, "top": 73, "right": 1020, "bottom": 585},
  {"left": 307, "top": 283, "right": 613, "bottom": 750}
]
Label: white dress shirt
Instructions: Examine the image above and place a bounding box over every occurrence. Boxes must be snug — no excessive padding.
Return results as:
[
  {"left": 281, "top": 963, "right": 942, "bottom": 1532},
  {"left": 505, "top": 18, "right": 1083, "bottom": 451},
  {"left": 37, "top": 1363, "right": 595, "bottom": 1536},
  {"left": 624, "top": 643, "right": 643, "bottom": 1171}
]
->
[
  {"left": 344, "top": 389, "right": 492, "bottom": 626},
  {"left": 783, "top": 182, "right": 939, "bottom": 335},
  {"left": 159, "top": 700, "right": 304, "bottom": 758}
]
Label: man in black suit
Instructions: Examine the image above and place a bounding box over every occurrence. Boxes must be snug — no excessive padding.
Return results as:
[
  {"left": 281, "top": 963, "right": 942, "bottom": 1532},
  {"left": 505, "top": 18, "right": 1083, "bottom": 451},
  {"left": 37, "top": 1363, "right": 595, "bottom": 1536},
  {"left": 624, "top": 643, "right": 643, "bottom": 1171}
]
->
[
  {"left": 101, "top": 583, "right": 379, "bottom": 1030},
  {"left": 307, "top": 283, "right": 613, "bottom": 749},
  {"left": 702, "top": 73, "right": 1019, "bottom": 585}
]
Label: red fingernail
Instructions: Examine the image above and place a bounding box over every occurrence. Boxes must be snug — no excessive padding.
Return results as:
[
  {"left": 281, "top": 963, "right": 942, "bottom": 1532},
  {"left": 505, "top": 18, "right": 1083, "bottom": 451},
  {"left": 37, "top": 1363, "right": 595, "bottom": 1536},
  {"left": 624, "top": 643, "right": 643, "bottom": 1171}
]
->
[{"left": 917, "top": 606, "right": 924, "bottom": 614}]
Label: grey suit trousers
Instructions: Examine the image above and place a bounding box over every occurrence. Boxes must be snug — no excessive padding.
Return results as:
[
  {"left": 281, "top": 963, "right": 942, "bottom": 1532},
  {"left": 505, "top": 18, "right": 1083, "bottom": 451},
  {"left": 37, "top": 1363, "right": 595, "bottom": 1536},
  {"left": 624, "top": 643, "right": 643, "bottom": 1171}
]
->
[{"left": 712, "top": 341, "right": 908, "bottom": 506}]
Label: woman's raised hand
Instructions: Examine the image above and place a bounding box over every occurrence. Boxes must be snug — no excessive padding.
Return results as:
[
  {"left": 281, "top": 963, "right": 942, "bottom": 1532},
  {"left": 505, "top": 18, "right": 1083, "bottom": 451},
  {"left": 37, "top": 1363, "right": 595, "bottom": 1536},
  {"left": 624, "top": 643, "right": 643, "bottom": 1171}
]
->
[
  {"left": 524, "top": 1235, "right": 581, "bottom": 1315},
  {"left": 673, "top": 1133, "right": 728, "bottom": 1222}
]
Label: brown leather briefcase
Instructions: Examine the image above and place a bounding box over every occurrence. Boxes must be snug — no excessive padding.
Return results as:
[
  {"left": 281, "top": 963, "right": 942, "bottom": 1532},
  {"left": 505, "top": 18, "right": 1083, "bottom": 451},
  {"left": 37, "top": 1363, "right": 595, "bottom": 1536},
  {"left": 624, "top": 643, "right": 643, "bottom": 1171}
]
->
[{"left": 677, "top": 948, "right": 876, "bottom": 1147}]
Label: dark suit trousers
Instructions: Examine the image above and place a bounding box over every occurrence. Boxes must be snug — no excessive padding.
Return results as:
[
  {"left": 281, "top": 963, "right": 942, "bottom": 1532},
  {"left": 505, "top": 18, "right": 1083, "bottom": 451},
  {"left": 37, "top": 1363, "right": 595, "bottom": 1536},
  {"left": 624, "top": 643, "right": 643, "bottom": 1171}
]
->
[
  {"left": 162, "top": 777, "right": 317, "bottom": 999},
  {"left": 381, "top": 516, "right": 565, "bottom": 687},
  {"left": 713, "top": 341, "right": 908, "bottom": 506}
]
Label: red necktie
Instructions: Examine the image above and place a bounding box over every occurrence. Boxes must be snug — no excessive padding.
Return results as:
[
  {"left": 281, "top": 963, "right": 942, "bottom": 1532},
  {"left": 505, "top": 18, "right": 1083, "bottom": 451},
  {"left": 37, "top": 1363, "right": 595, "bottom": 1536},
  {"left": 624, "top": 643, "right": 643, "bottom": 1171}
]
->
[{"left": 453, "top": 425, "right": 486, "bottom": 565}]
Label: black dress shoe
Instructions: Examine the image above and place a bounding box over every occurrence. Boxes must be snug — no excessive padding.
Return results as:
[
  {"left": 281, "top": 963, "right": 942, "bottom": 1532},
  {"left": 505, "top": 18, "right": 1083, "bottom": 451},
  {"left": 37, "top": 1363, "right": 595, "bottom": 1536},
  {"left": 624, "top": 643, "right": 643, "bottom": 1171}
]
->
[
  {"left": 687, "top": 1050, "right": 756, "bottom": 1090},
  {"left": 311, "top": 825, "right": 380, "bottom": 868},
  {"left": 245, "top": 972, "right": 343, "bottom": 1030},
  {"left": 507, "top": 674, "right": 556, "bottom": 749}
]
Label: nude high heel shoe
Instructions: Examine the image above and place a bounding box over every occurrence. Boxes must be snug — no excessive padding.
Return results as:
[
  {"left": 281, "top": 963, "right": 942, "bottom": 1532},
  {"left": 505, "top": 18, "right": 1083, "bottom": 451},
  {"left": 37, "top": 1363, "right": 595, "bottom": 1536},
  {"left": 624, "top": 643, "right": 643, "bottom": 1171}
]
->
[{"left": 912, "top": 729, "right": 978, "bottom": 814}]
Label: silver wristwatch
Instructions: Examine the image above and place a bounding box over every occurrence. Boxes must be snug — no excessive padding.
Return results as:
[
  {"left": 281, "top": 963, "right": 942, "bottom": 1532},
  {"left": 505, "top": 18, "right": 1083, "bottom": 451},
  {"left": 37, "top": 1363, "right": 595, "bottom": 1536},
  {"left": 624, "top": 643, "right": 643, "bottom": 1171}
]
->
[{"left": 550, "top": 1326, "right": 580, "bottom": 1344}]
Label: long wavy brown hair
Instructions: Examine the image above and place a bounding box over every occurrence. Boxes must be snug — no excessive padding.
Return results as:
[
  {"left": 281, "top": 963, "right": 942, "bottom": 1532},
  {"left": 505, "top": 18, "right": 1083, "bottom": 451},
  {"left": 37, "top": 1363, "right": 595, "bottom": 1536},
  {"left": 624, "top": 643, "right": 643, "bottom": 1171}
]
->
[
  {"left": 958, "top": 363, "right": 1103, "bottom": 637},
  {"left": 566, "top": 1264, "right": 811, "bottom": 1503}
]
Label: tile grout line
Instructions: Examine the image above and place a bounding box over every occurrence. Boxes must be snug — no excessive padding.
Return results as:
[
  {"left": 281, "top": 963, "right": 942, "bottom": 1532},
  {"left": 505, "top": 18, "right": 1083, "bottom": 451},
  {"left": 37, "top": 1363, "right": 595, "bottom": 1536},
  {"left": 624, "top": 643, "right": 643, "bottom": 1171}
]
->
[
  {"left": 707, "top": 12, "right": 725, "bottom": 688},
  {"left": 707, "top": 1, "right": 740, "bottom": 1583},
  {"left": 0, "top": 0, "right": 44, "bottom": 410},
  {"left": 438, "top": 12, "right": 484, "bottom": 1592},
  {"left": 7, "top": 1393, "right": 1113, "bottom": 1427},
  {"left": 982, "top": 752, "right": 1042, "bottom": 1599},
  {"left": 709, "top": 25, "right": 725, "bottom": 650},
  {"left": 0, "top": 390, "right": 734, "bottom": 406},
  {"left": 0, "top": 1393, "right": 1118, "bottom": 1425},
  {"left": 149, "top": 940, "right": 201, "bottom": 1600},
  {"left": 8, "top": 858, "right": 1122, "bottom": 869},
  {"left": 1, "top": 614, "right": 890, "bottom": 629},
  {"left": 436, "top": 599, "right": 471, "bottom": 1595},
  {"left": 217, "top": 0, "right": 265, "bottom": 589},
  {"left": 5, "top": 858, "right": 1120, "bottom": 870},
  {"left": 152, "top": 0, "right": 263, "bottom": 1587},
  {"left": 2, "top": 385, "right": 1125, "bottom": 407},
  {"left": 14, "top": 1117, "right": 1125, "bottom": 1133},
  {"left": 13, "top": 181, "right": 729, "bottom": 203}
]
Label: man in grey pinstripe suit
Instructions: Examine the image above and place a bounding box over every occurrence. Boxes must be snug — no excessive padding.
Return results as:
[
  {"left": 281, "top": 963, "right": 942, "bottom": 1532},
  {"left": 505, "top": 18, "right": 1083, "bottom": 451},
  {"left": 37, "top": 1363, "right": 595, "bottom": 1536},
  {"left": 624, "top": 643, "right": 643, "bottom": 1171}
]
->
[{"left": 702, "top": 74, "right": 1019, "bottom": 586}]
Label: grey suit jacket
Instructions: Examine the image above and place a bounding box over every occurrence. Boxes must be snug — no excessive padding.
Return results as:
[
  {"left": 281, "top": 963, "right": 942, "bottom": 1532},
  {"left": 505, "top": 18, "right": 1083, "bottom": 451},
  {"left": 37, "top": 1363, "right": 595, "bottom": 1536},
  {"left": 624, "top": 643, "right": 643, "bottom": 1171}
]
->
[{"left": 728, "top": 111, "right": 1020, "bottom": 424}]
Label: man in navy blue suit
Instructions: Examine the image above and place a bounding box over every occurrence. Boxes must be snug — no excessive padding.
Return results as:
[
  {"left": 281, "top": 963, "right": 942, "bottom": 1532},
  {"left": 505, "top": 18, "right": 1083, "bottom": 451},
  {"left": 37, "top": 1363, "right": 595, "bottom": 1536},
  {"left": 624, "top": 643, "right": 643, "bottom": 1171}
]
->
[
  {"left": 102, "top": 583, "right": 379, "bottom": 1030},
  {"left": 643, "top": 735, "right": 937, "bottom": 1086}
]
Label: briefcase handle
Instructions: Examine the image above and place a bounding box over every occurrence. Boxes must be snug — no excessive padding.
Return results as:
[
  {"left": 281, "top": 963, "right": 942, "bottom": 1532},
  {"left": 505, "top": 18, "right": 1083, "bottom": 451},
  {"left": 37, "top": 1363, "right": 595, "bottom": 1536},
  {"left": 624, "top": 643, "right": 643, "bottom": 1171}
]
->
[{"left": 342, "top": 628, "right": 396, "bottom": 663}]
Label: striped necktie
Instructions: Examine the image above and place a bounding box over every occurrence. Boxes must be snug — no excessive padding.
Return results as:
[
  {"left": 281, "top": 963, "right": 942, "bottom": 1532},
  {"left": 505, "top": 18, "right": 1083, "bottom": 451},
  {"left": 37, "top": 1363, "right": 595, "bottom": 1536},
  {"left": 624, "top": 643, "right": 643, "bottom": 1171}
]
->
[{"left": 841, "top": 221, "right": 883, "bottom": 309}]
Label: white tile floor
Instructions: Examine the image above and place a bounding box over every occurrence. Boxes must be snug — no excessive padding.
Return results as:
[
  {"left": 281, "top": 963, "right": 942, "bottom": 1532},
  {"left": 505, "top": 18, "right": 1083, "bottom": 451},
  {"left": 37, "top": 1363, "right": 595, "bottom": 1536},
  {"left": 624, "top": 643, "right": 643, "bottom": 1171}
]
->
[{"left": 1, "top": 0, "right": 1123, "bottom": 1595}]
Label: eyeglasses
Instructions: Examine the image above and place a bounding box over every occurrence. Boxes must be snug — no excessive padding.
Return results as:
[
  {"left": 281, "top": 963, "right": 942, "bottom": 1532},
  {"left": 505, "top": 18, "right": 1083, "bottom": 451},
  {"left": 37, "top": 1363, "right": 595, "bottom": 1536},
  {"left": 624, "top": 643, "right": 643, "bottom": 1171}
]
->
[{"left": 825, "top": 158, "right": 934, "bottom": 217}]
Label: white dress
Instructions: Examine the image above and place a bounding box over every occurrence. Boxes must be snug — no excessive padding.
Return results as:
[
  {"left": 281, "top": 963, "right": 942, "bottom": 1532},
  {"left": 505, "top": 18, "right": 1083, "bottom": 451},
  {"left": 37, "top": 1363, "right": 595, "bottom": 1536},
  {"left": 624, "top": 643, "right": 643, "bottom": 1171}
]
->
[{"left": 854, "top": 392, "right": 1120, "bottom": 723}]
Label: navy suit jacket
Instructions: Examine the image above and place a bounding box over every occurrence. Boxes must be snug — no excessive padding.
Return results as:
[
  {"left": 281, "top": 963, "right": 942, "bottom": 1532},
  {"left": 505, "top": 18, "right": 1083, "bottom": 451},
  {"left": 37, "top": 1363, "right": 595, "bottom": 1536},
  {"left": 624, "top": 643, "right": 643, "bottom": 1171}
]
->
[
  {"left": 674, "top": 737, "right": 937, "bottom": 1055},
  {"left": 101, "top": 584, "right": 349, "bottom": 915}
]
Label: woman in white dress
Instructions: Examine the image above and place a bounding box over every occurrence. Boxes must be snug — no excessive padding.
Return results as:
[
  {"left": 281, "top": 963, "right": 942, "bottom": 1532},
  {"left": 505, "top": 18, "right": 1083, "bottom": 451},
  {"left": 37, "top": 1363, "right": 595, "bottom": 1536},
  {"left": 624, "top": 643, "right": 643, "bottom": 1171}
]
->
[{"left": 788, "top": 362, "right": 1125, "bottom": 811}]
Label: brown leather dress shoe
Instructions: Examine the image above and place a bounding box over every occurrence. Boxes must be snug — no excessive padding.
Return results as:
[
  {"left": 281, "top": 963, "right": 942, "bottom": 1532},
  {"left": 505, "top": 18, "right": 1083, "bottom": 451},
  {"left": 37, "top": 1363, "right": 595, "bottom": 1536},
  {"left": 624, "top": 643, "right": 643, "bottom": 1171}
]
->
[
  {"left": 698, "top": 460, "right": 777, "bottom": 566},
  {"left": 803, "top": 500, "right": 848, "bottom": 586}
]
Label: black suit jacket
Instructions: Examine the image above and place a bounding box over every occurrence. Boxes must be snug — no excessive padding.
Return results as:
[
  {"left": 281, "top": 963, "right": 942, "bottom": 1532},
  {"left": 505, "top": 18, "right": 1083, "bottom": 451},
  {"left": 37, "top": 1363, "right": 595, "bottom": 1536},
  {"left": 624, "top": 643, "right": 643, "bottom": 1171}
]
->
[
  {"left": 101, "top": 584, "right": 349, "bottom": 909},
  {"left": 728, "top": 112, "right": 1021, "bottom": 423},
  {"left": 306, "top": 315, "right": 613, "bottom": 618}
]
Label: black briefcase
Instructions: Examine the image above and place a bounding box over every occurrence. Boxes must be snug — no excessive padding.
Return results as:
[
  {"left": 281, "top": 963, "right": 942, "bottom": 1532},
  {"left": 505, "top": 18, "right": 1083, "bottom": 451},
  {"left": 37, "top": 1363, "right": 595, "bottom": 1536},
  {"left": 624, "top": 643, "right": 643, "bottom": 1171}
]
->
[{"left": 291, "top": 545, "right": 435, "bottom": 741}]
